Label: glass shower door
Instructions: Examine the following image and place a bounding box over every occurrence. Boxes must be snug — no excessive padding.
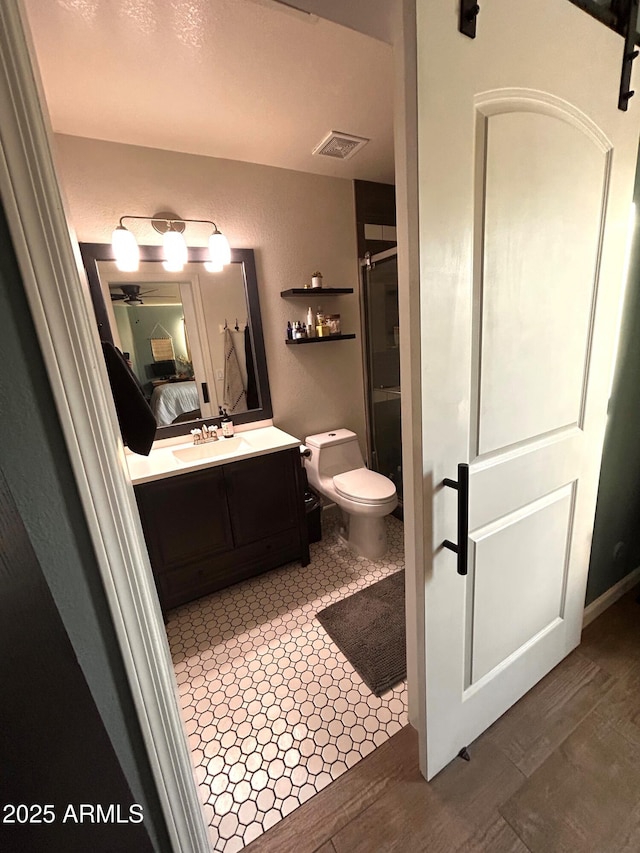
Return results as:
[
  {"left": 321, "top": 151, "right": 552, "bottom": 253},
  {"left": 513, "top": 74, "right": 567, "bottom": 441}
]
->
[{"left": 361, "top": 249, "right": 402, "bottom": 502}]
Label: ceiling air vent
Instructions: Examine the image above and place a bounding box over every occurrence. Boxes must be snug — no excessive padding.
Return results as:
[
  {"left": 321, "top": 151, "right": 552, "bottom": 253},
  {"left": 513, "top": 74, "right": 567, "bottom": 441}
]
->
[{"left": 312, "top": 131, "right": 369, "bottom": 161}]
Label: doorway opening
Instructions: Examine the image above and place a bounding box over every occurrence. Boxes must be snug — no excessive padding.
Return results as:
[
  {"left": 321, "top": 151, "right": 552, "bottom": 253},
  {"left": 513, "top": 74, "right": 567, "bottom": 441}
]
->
[{"left": 17, "top": 0, "right": 412, "bottom": 849}]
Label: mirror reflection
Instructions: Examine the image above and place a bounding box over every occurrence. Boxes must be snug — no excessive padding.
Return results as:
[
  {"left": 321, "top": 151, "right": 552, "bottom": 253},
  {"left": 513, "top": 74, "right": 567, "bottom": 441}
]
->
[
  {"left": 81, "top": 245, "right": 272, "bottom": 437},
  {"left": 109, "top": 280, "right": 198, "bottom": 424}
]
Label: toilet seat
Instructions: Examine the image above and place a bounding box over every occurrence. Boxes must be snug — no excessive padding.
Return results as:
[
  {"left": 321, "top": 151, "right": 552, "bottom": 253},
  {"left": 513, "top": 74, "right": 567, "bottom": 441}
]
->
[{"left": 332, "top": 468, "right": 396, "bottom": 505}]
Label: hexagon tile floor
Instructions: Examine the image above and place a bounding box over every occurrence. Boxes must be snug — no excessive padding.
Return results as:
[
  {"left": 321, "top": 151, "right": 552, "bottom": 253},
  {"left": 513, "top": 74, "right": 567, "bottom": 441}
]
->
[{"left": 166, "top": 509, "right": 408, "bottom": 852}]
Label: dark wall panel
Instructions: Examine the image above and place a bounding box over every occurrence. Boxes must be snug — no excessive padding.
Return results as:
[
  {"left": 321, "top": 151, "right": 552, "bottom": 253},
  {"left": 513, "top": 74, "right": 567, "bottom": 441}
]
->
[{"left": 0, "top": 467, "right": 154, "bottom": 853}]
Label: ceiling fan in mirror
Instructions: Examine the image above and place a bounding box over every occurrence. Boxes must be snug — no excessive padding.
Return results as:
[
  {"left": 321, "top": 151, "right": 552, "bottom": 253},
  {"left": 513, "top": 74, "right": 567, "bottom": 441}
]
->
[{"left": 110, "top": 284, "right": 157, "bottom": 305}]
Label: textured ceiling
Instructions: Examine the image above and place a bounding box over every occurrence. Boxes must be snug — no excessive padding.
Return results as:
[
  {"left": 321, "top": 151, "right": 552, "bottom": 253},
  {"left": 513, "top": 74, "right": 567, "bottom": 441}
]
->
[{"left": 23, "top": 0, "right": 395, "bottom": 183}]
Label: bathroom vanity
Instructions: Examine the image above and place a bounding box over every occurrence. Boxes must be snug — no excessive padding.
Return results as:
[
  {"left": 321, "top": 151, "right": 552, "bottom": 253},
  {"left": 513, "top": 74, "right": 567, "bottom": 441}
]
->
[
  {"left": 80, "top": 243, "right": 310, "bottom": 612},
  {"left": 128, "top": 427, "right": 310, "bottom": 613}
]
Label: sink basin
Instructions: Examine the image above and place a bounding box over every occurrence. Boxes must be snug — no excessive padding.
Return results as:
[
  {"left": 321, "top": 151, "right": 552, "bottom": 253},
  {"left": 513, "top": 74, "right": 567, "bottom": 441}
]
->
[
  {"left": 126, "top": 426, "right": 302, "bottom": 485},
  {"left": 172, "top": 437, "right": 251, "bottom": 464}
]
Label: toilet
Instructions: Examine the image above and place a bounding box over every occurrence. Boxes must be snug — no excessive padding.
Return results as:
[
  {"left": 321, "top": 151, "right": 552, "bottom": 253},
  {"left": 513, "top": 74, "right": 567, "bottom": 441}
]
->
[{"left": 303, "top": 429, "right": 398, "bottom": 560}]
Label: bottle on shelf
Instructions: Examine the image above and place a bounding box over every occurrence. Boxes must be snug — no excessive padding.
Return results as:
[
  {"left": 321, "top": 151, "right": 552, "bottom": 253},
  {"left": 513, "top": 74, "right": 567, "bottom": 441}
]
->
[
  {"left": 316, "top": 306, "right": 330, "bottom": 337},
  {"left": 306, "top": 306, "right": 315, "bottom": 337}
]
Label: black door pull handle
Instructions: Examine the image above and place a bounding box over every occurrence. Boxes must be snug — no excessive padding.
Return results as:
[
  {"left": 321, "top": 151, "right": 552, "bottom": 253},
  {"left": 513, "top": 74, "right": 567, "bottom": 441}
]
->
[{"left": 443, "top": 463, "right": 469, "bottom": 576}]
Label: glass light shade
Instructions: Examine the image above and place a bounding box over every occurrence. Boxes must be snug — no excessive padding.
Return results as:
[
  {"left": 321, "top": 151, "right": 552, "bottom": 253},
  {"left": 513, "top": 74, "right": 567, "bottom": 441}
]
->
[
  {"left": 163, "top": 259, "right": 184, "bottom": 272},
  {"left": 163, "top": 229, "right": 187, "bottom": 272},
  {"left": 112, "top": 226, "right": 139, "bottom": 272},
  {"left": 204, "top": 260, "right": 223, "bottom": 273},
  {"left": 208, "top": 230, "right": 231, "bottom": 267}
]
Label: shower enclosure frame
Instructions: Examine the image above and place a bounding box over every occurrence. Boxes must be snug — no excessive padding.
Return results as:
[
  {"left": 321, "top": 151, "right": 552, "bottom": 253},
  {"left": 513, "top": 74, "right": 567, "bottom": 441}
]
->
[{"left": 359, "top": 247, "right": 402, "bottom": 506}]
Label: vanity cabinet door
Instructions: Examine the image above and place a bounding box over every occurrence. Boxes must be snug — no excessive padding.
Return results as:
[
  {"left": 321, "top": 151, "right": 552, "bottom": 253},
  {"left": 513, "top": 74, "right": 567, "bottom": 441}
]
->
[
  {"left": 134, "top": 448, "right": 308, "bottom": 613},
  {"left": 135, "top": 467, "right": 233, "bottom": 571},
  {"left": 224, "top": 449, "right": 299, "bottom": 546}
]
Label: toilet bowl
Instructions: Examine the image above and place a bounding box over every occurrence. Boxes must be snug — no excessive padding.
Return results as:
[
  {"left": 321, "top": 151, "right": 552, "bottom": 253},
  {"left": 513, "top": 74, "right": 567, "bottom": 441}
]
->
[{"left": 304, "top": 429, "right": 398, "bottom": 560}]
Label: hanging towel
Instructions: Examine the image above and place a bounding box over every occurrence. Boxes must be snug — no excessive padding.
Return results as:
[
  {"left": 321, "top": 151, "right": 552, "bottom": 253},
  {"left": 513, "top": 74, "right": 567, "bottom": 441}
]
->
[
  {"left": 101, "top": 341, "right": 157, "bottom": 455},
  {"left": 245, "top": 325, "right": 259, "bottom": 410},
  {"left": 223, "top": 327, "right": 248, "bottom": 414}
]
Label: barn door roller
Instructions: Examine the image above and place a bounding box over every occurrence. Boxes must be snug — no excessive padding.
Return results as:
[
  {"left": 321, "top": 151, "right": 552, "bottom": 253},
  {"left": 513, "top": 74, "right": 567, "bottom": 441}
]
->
[{"left": 459, "top": 0, "right": 480, "bottom": 39}]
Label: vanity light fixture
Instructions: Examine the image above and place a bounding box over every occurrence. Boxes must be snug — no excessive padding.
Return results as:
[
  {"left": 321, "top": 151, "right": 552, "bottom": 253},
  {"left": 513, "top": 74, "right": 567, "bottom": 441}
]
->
[
  {"left": 111, "top": 224, "right": 140, "bottom": 272},
  {"left": 111, "top": 214, "right": 232, "bottom": 273}
]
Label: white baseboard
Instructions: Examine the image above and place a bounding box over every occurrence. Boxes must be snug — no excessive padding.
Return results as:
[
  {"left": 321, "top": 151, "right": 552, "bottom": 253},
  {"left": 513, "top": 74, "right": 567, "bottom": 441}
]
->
[{"left": 583, "top": 565, "right": 640, "bottom": 628}]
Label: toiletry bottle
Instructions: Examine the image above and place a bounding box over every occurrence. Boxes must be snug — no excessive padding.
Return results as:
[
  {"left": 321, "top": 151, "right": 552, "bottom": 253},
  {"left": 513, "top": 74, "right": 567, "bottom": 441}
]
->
[
  {"left": 306, "top": 306, "right": 315, "bottom": 337},
  {"left": 220, "top": 408, "right": 234, "bottom": 438},
  {"left": 287, "top": 321, "right": 293, "bottom": 340}
]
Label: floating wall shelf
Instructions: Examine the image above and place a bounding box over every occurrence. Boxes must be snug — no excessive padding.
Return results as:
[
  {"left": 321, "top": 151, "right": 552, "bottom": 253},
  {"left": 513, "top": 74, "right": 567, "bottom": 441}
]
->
[
  {"left": 285, "top": 334, "right": 356, "bottom": 345},
  {"left": 280, "top": 288, "right": 354, "bottom": 297}
]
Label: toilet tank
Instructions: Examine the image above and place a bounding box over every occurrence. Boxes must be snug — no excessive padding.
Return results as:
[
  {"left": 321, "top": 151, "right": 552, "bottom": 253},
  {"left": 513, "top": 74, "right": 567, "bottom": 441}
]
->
[{"left": 304, "top": 429, "right": 365, "bottom": 479}]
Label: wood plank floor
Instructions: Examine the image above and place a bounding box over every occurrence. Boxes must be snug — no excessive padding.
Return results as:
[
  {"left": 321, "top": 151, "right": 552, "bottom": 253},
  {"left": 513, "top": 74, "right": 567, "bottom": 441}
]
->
[{"left": 246, "top": 585, "right": 640, "bottom": 853}]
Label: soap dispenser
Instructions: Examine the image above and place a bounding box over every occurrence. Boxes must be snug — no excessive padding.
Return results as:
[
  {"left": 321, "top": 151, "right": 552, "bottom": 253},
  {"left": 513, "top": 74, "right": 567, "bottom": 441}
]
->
[{"left": 219, "top": 406, "right": 234, "bottom": 438}]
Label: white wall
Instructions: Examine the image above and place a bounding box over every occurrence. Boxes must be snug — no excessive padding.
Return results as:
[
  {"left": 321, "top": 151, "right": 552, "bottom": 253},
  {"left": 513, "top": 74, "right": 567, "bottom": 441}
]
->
[{"left": 53, "top": 134, "right": 367, "bottom": 443}]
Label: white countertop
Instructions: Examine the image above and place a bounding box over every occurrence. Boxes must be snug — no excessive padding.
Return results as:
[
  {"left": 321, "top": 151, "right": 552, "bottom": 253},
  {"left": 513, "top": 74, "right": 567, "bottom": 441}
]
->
[{"left": 125, "top": 425, "right": 301, "bottom": 485}]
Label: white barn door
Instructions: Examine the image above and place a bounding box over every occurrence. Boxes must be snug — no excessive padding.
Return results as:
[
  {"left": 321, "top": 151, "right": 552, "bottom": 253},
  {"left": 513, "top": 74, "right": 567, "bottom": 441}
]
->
[{"left": 416, "top": 0, "right": 640, "bottom": 777}]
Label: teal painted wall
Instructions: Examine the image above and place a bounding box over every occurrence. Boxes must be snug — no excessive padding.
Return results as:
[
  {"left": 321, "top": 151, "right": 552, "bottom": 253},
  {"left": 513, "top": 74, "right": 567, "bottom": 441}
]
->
[
  {"left": 0, "top": 203, "right": 170, "bottom": 851},
  {"left": 586, "top": 150, "right": 640, "bottom": 605},
  {"left": 113, "top": 303, "right": 189, "bottom": 392}
]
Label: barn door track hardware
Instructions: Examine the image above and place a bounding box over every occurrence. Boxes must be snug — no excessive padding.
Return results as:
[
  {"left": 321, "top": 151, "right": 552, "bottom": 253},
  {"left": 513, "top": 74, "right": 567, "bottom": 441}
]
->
[
  {"left": 619, "top": 0, "right": 640, "bottom": 110},
  {"left": 459, "top": 0, "right": 480, "bottom": 39}
]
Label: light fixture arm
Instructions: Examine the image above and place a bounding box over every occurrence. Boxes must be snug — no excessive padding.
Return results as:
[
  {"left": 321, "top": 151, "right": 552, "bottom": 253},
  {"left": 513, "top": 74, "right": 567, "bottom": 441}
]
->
[
  {"left": 117, "top": 214, "right": 222, "bottom": 232},
  {"left": 181, "top": 216, "right": 221, "bottom": 231}
]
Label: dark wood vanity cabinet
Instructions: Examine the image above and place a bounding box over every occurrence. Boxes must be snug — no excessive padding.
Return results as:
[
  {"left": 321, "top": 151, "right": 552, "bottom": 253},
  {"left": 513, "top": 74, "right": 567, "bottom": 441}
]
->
[{"left": 134, "top": 448, "right": 310, "bottom": 612}]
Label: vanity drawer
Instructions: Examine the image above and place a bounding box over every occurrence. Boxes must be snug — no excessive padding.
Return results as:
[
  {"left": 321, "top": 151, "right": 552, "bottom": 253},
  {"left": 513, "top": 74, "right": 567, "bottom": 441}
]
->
[
  {"left": 158, "top": 561, "right": 222, "bottom": 610},
  {"left": 158, "top": 528, "right": 302, "bottom": 609}
]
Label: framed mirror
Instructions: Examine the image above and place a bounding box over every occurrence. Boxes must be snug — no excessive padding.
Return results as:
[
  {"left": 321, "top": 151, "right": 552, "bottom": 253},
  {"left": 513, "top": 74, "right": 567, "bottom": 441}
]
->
[{"left": 80, "top": 243, "right": 272, "bottom": 438}]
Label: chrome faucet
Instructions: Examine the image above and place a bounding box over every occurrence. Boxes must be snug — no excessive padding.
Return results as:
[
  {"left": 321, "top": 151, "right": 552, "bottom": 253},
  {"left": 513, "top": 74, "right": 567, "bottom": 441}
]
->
[{"left": 190, "top": 424, "right": 219, "bottom": 445}]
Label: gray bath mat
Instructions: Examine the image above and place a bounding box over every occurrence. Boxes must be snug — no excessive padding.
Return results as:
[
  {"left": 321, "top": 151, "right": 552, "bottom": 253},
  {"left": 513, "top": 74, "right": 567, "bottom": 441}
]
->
[{"left": 316, "top": 570, "right": 406, "bottom": 696}]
